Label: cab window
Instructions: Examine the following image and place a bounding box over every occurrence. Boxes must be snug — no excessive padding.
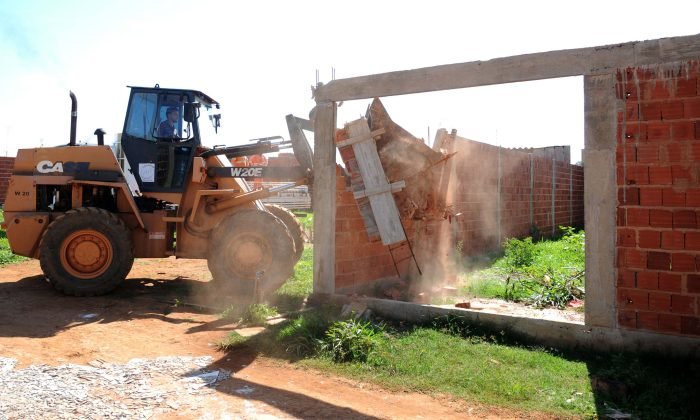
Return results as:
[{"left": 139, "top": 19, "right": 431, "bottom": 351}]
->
[
  {"left": 125, "top": 92, "right": 191, "bottom": 141},
  {"left": 125, "top": 92, "right": 158, "bottom": 141}
]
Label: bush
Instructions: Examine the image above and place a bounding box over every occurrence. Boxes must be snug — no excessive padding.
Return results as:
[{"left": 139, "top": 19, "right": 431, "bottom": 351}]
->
[
  {"left": 322, "top": 319, "right": 382, "bottom": 363},
  {"left": 503, "top": 237, "right": 537, "bottom": 270}
]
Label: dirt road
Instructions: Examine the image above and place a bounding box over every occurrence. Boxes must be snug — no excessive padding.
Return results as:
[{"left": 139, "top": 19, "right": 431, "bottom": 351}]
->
[{"left": 0, "top": 259, "right": 537, "bottom": 419}]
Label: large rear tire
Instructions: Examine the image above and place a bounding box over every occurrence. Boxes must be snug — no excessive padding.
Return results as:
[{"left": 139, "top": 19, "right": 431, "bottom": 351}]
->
[
  {"left": 207, "top": 209, "right": 295, "bottom": 299},
  {"left": 39, "top": 207, "right": 134, "bottom": 296},
  {"left": 265, "top": 204, "right": 304, "bottom": 262}
]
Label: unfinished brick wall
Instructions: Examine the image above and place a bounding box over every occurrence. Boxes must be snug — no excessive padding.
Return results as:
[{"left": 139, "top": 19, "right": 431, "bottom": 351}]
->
[
  {"left": 616, "top": 61, "right": 700, "bottom": 336},
  {"left": 450, "top": 138, "right": 584, "bottom": 254},
  {"left": 334, "top": 138, "right": 584, "bottom": 291},
  {"left": 0, "top": 157, "right": 15, "bottom": 206}
]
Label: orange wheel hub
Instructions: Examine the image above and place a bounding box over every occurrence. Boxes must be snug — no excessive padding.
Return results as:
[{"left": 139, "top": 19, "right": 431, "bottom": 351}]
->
[
  {"left": 227, "top": 234, "right": 271, "bottom": 279},
  {"left": 59, "top": 230, "right": 113, "bottom": 279}
]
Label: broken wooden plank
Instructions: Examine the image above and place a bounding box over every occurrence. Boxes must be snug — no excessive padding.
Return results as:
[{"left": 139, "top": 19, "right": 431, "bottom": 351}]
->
[{"left": 345, "top": 119, "right": 406, "bottom": 245}]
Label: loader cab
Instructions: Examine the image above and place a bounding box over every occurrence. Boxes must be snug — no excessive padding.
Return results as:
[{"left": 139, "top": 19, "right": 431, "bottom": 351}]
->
[{"left": 120, "top": 86, "right": 219, "bottom": 194}]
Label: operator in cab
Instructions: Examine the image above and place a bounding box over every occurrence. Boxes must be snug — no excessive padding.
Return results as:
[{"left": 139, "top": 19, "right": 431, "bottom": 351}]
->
[{"left": 157, "top": 106, "right": 179, "bottom": 138}]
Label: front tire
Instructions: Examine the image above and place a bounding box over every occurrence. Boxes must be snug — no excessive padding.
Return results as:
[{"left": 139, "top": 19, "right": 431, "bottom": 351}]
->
[
  {"left": 207, "top": 209, "right": 295, "bottom": 299},
  {"left": 39, "top": 207, "right": 134, "bottom": 296}
]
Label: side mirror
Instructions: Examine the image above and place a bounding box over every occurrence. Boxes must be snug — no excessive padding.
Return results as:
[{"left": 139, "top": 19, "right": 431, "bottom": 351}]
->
[
  {"left": 213, "top": 114, "right": 221, "bottom": 133},
  {"left": 183, "top": 102, "right": 200, "bottom": 123}
]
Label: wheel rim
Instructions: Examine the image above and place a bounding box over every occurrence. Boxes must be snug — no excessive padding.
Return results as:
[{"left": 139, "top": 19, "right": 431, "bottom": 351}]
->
[
  {"left": 59, "top": 230, "right": 114, "bottom": 279},
  {"left": 226, "top": 233, "right": 272, "bottom": 279}
]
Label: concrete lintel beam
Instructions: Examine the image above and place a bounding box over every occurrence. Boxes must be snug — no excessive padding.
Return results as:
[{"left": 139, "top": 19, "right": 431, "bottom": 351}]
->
[{"left": 314, "top": 33, "right": 700, "bottom": 102}]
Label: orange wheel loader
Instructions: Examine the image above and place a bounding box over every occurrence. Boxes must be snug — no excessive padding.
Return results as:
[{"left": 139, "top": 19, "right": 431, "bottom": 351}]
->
[{"left": 1, "top": 86, "right": 313, "bottom": 298}]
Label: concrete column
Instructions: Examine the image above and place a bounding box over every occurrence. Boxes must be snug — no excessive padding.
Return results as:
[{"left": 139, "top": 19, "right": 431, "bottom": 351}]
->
[
  {"left": 583, "top": 73, "right": 618, "bottom": 328},
  {"left": 312, "top": 102, "right": 337, "bottom": 295}
]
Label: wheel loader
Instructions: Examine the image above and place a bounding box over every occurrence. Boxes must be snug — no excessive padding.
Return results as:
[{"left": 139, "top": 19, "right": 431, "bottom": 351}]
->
[{"left": 1, "top": 86, "right": 314, "bottom": 298}]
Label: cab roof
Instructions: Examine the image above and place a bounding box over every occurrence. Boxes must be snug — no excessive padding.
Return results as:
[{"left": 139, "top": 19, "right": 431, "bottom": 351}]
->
[{"left": 127, "top": 85, "right": 219, "bottom": 105}]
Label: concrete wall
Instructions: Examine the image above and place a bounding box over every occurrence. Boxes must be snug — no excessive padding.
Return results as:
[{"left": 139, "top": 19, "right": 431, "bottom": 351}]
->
[
  {"left": 0, "top": 157, "right": 15, "bottom": 206},
  {"left": 615, "top": 61, "right": 700, "bottom": 337}
]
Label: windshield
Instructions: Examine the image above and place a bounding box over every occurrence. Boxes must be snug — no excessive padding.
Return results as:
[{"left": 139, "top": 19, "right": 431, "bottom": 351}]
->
[{"left": 198, "top": 101, "right": 220, "bottom": 148}]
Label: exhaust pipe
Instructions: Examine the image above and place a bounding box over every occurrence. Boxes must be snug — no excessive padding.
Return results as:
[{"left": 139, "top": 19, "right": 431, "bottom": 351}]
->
[
  {"left": 69, "top": 91, "right": 77, "bottom": 146},
  {"left": 94, "top": 128, "right": 105, "bottom": 146}
]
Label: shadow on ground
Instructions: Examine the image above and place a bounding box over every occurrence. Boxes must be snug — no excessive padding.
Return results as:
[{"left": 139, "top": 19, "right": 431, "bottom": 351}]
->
[
  {"left": 210, "top": 307, "right": 700, "bottom": 419},
  {"left": 0, "top": 274, "right": 234, "bottom": 339},
  {"left": 0, "top": 272, "right": 379, "bottom": 418},
  {"left": 207, "top": 348, "right": 378, "bottom": 419},
  {"left": 583, "top": 352, "right": 700, "bottom": 419}
]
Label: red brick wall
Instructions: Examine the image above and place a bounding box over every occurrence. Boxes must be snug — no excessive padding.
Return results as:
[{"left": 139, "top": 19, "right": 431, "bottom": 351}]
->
[
  {"left": 616, "top": 61, "right": 700, "bottom": 337},
  {"left": 0, "top": 157, "right": 15, "bottom": 206},
  {"left": 450, "top": 139, "right": 584, "bottom": 254},
  {"left": 334, "top": 166, "right": 397, "bottom": 290}
]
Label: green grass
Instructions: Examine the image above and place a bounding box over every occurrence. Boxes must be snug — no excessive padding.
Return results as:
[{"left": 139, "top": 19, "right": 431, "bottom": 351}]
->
[
  {"left": 294, "top": 211, "right": 313, "bottom": 232},
  {"left": 235, "top": 310, "right": 700, "bottom": 418},
  {"left": 459, "top": 227, "right": 585, "bottom": 308},
  {"left": 306, "top": 329, "right": 594, "bottom": 415},
  {"left": 0, "top": 209, "right": 26, "bottom": 266},
  {"left": 462, "top": 268, "right": 509, "bottom": 299}
]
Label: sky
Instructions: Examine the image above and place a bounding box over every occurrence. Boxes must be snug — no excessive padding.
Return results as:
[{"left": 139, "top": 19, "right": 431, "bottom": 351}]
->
[{"left": 0, "top": 0, "right": 698, "bottom": 163}]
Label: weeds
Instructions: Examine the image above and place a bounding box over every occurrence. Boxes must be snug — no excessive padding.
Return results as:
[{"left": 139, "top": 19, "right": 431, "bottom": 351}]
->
[
  {"left": 505, "top": 269, "right": 585, "bottom": 309},
  {"left": 0, "top": 210, "right": 26, "bottom": 266},
  {"left": 463, "top": 226, "right": 585, "bottom": 309},
  {"left": 216, "top": 331, "right": 248, "bottom": 351},
  {"left": 277, "top": 312, "right": 329, "bottom": 356},
  {"left": 321, "top": 319, "right": 382, "bottom": 363}
]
